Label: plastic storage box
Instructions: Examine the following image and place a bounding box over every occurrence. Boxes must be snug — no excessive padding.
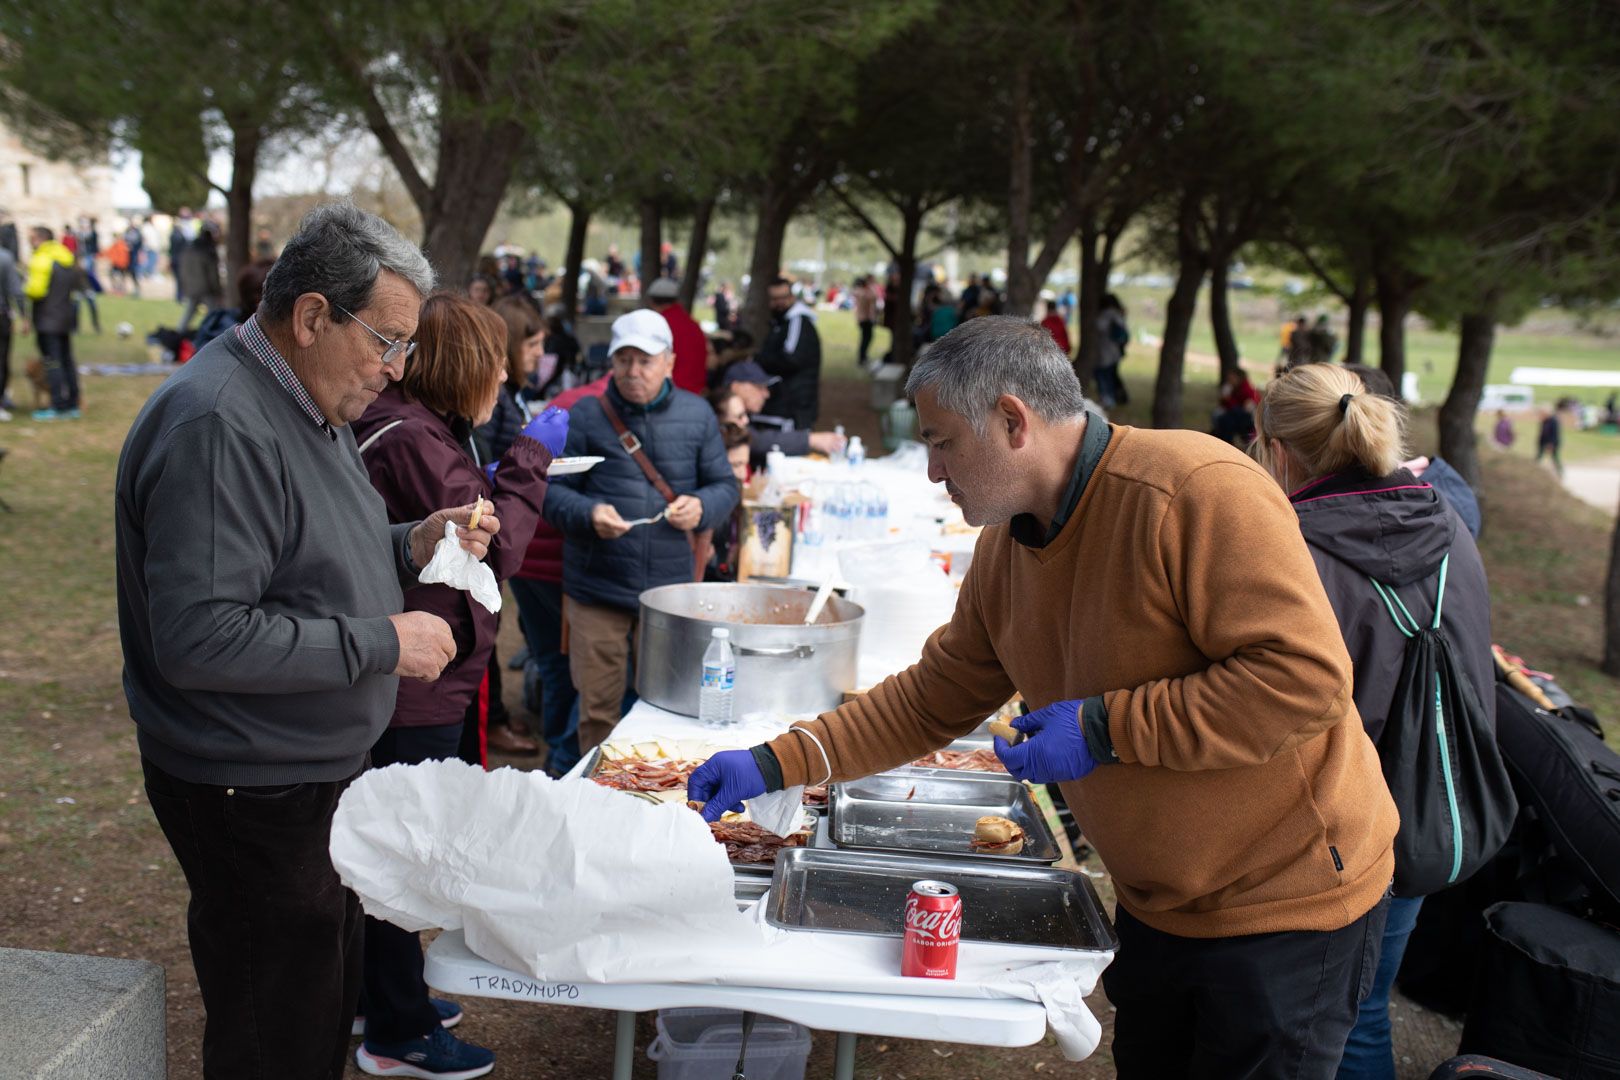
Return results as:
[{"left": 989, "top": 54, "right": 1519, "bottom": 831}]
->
[{"left": 647, "top": 1008, "right": 812, "bottom": 1080}]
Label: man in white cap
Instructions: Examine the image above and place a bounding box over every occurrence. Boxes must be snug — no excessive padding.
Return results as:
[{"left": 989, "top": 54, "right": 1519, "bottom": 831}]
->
[{"left": 542, "top": 308, "right": 740, "bottom": 749}]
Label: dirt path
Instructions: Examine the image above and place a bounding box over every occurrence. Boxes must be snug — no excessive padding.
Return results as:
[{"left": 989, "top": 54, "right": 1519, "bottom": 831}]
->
[{"left": 1562, "top": 454, "right": 1620, "bottom": 515}]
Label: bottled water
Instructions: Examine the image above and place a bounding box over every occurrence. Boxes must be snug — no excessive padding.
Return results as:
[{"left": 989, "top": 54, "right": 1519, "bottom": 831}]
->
[
  {"left": 699, "top": 627, "right": 736, "bottom": 728},
  {"left": 847, "top": 435, "right": 866, "bottom": 468},
  {"left": 861, "top": 481, "right": 889, "bottom": 539},
  {"left": 832, "top": 424, "right": 848, "bottom": 465}
]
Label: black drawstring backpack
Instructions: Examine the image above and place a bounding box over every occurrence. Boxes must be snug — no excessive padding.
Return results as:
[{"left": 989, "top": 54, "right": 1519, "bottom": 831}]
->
[{"left": 1371, "top": 554, "right": 1518, "bottom": 896}]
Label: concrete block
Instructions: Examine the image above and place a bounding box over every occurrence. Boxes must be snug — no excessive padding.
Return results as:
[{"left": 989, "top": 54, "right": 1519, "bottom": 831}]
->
[{"left": 0, "top": 947, "right": 165, "bottom": 1080}]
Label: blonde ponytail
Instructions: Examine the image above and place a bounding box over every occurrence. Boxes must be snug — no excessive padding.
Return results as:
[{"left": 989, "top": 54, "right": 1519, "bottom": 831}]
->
[{"left": 1254, "top": 364, "right": 1408, "bottom": 480}]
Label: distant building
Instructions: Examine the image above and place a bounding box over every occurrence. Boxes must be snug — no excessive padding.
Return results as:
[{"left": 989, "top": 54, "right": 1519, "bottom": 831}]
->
[{"left": 0, "top": 120, "right": 119, "bottom": 242}]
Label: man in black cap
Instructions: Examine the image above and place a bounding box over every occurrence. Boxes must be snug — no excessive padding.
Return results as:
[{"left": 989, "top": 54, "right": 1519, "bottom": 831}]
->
[
  {"left": 757, "top": 276, "right": 821, "bottom": 428},
  {"left": 716, "top": 360, "right": 847, "bottom": 462}
]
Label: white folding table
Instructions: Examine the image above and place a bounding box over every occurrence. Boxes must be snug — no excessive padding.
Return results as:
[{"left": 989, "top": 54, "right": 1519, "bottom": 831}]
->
[{"left": 424, "top": 929, "right": 1050, "bottom": 1080}]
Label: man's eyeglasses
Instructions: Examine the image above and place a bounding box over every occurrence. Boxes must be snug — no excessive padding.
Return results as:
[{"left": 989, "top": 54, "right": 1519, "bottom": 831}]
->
[{"left": 334, "top": 303, "right": 415, "bottom": 366}]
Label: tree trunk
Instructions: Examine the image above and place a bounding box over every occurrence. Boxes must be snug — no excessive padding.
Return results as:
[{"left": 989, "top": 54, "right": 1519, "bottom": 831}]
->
[
  {"left": 223, "top": 120, "right": 261, "bottom": 310},
  {"left": 1075, "top": 225, "right": 1104, "bottom": 392},
  {"left": 639, "top": 197, "right": 662, "bottom": 294},
  {"left": 561, "top": 200, "right": 590, "bottom": 319},
  {"left": 889, "top": 203, "right": 923, "bottom": 369},
  {"left": 1603, "top": 504, "right": 1620, "bottom": 676},
  {"left": 1209, "top": 259, "right": 1240, "bottom": 380},
  {"left": 1154, "top": 200, "right": 1207, "bottom": 429},
  {"left": 740, "top": 177, "right": 798, "bottom": 344},
  {"left": 679, "top": 196, "right": 715, "bottom": 310},
  {"left": 1004, "top": 64, "right": 1036, "bottom": 318},
  {"left": 1437, "top": 308, "right": 1495, "bottom": 490},
  {"left": 1376, "top": 270, "right": 1412, "bottom": 394},
  {"left": 418, "top": 123, "right": 525, "bottom": 287},
  {"left": 1344, "top": 272, "right": 1371, "bottom": 366}
]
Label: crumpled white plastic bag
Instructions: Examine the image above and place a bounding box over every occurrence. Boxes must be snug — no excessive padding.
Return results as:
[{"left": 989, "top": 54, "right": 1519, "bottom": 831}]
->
[
  {"left": 331, "top": 760, "right": 757, "bottom": 981},
  {"left": 417, "top": 520, "right": 500, "bottom": 613}
]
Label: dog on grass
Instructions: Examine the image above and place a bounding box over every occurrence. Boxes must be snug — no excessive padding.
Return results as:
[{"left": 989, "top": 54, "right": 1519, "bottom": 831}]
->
[{"left": 23, "top": 357, "right": 52, "bottom": 411}]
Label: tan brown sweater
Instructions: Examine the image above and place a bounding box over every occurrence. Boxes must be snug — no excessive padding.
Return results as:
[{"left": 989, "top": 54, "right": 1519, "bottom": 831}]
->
[{"left": 769, "top": 425, "right": 1397, "bottom": 939}]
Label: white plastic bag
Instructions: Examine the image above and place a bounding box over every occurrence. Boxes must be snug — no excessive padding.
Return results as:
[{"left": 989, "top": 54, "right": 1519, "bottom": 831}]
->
[{"left": 418, "top": 520, "right": 501, "bottom": 613}]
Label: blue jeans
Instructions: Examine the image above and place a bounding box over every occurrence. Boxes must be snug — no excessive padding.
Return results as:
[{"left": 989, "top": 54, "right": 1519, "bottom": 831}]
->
[
  {"left": 1337, "top": 894, "right": 1423, "bottom": 1080},
  {"left": 509, "top": 577, "right": 581, "bottom": 775}
]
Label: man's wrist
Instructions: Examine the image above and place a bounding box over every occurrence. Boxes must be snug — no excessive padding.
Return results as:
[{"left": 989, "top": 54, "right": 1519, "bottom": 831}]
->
[
  {"left": 401, "top": 523, "right": 423, "bottom": 576},
  {"left": 1081, "top": 696, "right": 1118, "bottom": 765},
  {"left": 749, "top": 744, "right": 785, "bottom": 792}
]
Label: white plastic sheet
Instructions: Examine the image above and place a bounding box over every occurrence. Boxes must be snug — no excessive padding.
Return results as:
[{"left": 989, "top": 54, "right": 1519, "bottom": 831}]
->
[{"left": 330, "top": 761, "right": 1111, "bottom": 1060}]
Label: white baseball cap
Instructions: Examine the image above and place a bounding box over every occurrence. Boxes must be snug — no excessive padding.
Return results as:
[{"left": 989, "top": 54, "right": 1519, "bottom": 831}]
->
[{"left": 609, "top": 309, "right": 674, "bottom": 357}]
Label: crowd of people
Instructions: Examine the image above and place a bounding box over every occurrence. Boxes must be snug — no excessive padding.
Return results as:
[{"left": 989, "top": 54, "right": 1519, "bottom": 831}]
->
[{"left": 73, "top": 196, "right": 1545, "bottom": 1080}]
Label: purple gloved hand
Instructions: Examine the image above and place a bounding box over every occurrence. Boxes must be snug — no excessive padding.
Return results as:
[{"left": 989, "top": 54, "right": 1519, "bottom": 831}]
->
[
  {"left": 523, "top": 405, "right": 570, "bottom": 456},
  {"left": 994, "top": 700, "right": 1097, "bottom": 784},
  {"left": 483, "top": 461, "right": 498, "bottom": 483},
  {"left": 687, "top": 749, "right": 767, "bottom": 822}
]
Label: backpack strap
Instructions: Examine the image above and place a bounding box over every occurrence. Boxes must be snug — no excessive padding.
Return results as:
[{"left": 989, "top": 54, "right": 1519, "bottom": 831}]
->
[
  {"left": 358, "top": 418, "right": 405, "bottom": 456},
  {"left": 1370, "top": 552, "right": 1451, "bottom": 636}
]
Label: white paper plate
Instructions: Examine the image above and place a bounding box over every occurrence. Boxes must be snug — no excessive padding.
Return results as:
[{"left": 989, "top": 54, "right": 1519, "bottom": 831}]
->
[{"left": 547, "top": 456, "right": 604, "bottom": 476}]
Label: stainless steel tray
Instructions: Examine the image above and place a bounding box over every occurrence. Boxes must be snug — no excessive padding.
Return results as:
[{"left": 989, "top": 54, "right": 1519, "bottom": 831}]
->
[
  {"left": 767, "top": 848, "right": 1117, "bottom": 952},
  {"left": 827, "top": 773, "right": 1060, "bottom": 863}
]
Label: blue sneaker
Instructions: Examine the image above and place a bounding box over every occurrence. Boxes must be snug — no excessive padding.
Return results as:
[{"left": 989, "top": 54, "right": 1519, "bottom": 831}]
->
[
  {"left": 31, "top": 409, "right": 60, "bottom": 422},
  {"left": 356, "top": 1026, "right": 493, "bottom": 1079},
  {"left": 352, "top": 997, "right": 463, "bottom": 1037},
  {"left": 64, "top": 408, "right": 82, "bottom": 420}
]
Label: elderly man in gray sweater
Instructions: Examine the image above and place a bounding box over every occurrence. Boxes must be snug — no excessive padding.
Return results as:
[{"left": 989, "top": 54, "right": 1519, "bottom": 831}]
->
[{"left": 115, "top": 203, "right": 494, "bottom": 1080}]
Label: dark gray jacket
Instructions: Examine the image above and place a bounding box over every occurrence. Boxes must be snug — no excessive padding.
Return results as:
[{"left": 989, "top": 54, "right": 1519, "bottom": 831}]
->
[
  {"left": 115, "top": 330, "right": 416, "bottom": 785},
  {"left": 1291, "top": 468, "right": 1494, "bottom": 746},
  {"left": 544, "top": 379, "right": 738, "bottom": 611}
]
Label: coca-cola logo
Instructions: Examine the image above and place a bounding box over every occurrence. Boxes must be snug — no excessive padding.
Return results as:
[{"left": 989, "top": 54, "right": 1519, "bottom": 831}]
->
[{"left": 904, "top": 896, "right": 963, "bottom": 942}]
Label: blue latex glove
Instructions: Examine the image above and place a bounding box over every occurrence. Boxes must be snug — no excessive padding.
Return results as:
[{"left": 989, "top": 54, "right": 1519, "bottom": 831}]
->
[
  {"left": 687, "top": 749, "right": 767, "bottom": 823},
  {"left": 522, "top": 405, "right": 570, "bottom": 456},
  {"left": 994, "top": 700, "right": 1097, "bottom": 784},
  {"left": 483, "top": 461, "right": 497, "bottom": 483}
]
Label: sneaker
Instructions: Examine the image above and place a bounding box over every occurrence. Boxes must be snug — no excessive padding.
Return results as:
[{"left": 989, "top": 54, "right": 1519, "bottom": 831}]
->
[
  {"left": 31, "top": 409, "right": 60, "bottom": 422},
  {"left": 356, "top": 1026, "right": 494, "bottom": 1079},
  {"left": 0, "top": 408, "right": 11, "bottom": 422},
  {"left": 64, "top": 408, "right": 82, "bottom": 420},
  {"left": 353, "top": 997, "right": 464, "bottom": 1037}
]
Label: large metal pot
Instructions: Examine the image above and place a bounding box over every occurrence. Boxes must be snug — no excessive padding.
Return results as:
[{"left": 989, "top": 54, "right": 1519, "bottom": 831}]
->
[{"left": 636, "top": 583, "right": 865, "bottom": 718}]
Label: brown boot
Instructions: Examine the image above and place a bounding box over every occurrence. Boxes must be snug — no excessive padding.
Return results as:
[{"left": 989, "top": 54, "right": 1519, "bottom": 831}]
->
[{"left": 486, "top": 725, "right": 539, "bottom": 755}]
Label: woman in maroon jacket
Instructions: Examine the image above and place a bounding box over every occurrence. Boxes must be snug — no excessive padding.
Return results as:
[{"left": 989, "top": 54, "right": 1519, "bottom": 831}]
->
[{"left": 348, "top": 292, "right": 566, "bottom": 1077}]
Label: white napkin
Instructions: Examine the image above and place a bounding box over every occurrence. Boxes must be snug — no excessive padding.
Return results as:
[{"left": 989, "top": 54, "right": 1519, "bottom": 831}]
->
[
  {"left": 744, "top": 785, "right": 808, "bottom": 837},
  {"left": 418, "top": 521, "right": 501, "bottom": 613}
]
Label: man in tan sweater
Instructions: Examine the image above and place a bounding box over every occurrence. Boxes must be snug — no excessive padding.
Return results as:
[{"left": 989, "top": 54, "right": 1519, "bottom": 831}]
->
[{"left": 690, "top": 316, "right": 1397, "bottom": 1078}]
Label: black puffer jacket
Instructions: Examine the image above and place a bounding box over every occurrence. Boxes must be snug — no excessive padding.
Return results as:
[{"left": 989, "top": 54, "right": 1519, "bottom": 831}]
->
[
  {"left": 543, "top": 379, "right": 739, "bottom": 611},
  {"left": 1291, "top": 468, "right": 1494, "bottom": 744}
]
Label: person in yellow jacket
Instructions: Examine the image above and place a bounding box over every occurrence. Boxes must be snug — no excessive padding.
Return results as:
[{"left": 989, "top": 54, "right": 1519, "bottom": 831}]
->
[{"left": 23, "top": 225, "right": 81, "bottom": 419}]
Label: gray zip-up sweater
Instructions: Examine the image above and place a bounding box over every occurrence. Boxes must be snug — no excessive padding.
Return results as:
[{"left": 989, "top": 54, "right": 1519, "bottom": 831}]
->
[{"left": 115, "top": 329, "right": 416, "bottom": 785}]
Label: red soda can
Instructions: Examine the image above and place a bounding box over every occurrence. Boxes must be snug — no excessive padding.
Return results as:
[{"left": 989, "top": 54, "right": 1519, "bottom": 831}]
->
[{"left": 902, "top": 880, "right": 962, "bottom": 979}]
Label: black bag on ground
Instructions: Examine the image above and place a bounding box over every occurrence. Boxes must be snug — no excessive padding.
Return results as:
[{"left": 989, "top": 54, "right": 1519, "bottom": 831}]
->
[
  {"left": 1459, "top": 900, "right": 1620, "bottom": 1078},
  {"left": 1398, "top": 677, "right": 1620, "bottom": 1016},
  {"left": 1371, "top": 557, "right": 1517, "bottom": 895},
  {"left": 1494, "top": 687, "right": 1620, "bottom": 915}
]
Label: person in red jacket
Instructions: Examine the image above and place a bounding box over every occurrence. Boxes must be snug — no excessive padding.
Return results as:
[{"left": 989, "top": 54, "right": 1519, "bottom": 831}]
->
[
  {"left": 350, "top": 292, "right": 567, "bottom": 1078},
  {"left": 1040, "top": 293, "right": 1071, "bottom": 355},
  {"left": 508, "top": 371, "right": 613, "bottom": 776},
  {"left": 647, "top": 276, "right": 712, "bottom": 393}
]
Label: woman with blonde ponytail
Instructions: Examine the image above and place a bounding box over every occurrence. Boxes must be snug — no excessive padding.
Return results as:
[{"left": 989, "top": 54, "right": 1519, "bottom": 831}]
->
[{"left": 1255, "top": 363, "right": 1501, "bottom": 1080}]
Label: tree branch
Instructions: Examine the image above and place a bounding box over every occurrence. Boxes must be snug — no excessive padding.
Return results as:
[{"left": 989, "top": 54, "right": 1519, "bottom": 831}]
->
[
  {"left": 1288, "top": 239, "right": 1353, "bottom": 304},
  {"left": 829, "top": 184, "right": 900, "bottom": 260},
  {"left": 316, "top": 13, "right": 431, "bottom": 216}
]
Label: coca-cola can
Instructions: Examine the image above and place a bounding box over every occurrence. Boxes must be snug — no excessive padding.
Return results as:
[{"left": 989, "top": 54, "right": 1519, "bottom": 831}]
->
[{"left": 902, "top": 880, "right": 962, "bottom": 979}]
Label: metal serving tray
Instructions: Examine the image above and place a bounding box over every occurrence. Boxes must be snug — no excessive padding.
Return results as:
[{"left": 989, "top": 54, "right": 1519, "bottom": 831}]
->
[
  {"left": 827, "top": 773, "right": 1060, "bottom": 863},
  {"left": 767, "top": 847, "right": 1117, "bottom": 952}
]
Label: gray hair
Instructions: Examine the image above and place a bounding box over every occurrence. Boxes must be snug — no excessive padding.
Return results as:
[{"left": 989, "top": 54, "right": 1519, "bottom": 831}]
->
[
  {"left": 259, "top": 202, "right": 435, "bottom": 325},
  {"left": 906, "top": 315, "right": 1087, "bottom": 435}
]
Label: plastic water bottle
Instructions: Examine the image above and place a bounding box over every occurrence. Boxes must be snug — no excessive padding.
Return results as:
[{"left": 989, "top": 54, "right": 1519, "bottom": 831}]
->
[
  {"left": 832, "top": 424, "right": 848, "bottom": 465},
  {"left": 699, "top": 628, "right": 736, "bottom": 728},
  {"left": 847, "top": 435, "right": 866, "bottom": 468},
  {"left": 861, "top": 481, "right": 888, "bottom": 539}
]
